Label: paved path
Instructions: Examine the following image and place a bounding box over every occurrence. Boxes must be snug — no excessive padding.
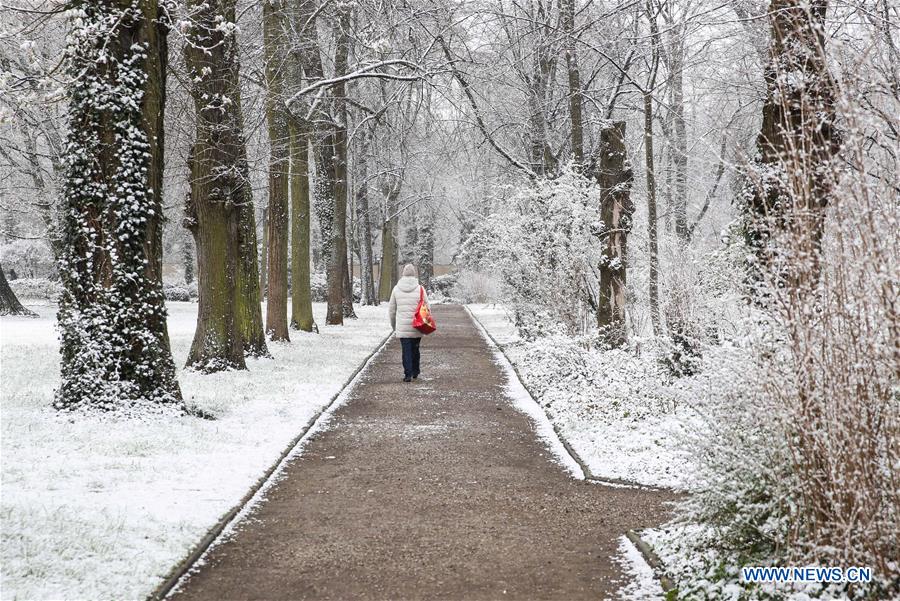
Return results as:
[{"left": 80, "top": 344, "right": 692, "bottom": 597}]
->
[{"left": 171, "top": 305, "right": 675, "bottom": 600}]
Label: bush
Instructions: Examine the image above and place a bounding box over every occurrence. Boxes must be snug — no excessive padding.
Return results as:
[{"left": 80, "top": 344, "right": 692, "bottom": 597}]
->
[
  {"left": 460, "top": 167, "right": 602, "bottom": 338},
  {"left": 0, "top": 239, "right": 56, "bottom": 280},
  {"left": 163, "top": 285, "right": 191, "bottom": 302},
  {"left": 9, "top": 277, "right": 62, "bottom": 301},
  {"left": 449, "top": 271, "right": 499, "bottom": 304}
]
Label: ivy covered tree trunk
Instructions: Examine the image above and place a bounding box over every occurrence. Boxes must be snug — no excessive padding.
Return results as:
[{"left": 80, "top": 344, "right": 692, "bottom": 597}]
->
[
  {"left": 0, "top": 263, "right": 36, "bottom": 317},
  {"left": 289, "top": 118, "right": 315, "bottom": 331},
  {"left": 263, "top": 0, "right": 290, "bottom": 341},
  {"left": 55, "top": 0, "right": 182, "bottom": 410},
  {"left": 182, "top": 238, "right": 195, "bottom": 285},
  {"left": 745, "top": 0, "right": 838, "bottom": 295},
  {"left": 417, "top": 206, "right": 435, "bottom": 291},
  {"left": 184, "top": 0, "right": 267, "bottom": 371},
  {"left": 259, "top": 207, "right": 268, "bottom": 297},
  {"left": 592, "top": 122, "right": 634, "bottom": 346}
]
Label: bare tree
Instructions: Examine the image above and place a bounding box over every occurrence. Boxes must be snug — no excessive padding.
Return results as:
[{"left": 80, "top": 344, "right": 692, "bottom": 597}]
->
[{"left": 184, "top": 0, "right": 268, "bottom": 371}]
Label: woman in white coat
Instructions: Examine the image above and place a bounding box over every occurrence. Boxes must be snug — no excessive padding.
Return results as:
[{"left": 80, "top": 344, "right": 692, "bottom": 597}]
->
[{"left": 389, "top": 264, "right": 430, "bottom": 382}]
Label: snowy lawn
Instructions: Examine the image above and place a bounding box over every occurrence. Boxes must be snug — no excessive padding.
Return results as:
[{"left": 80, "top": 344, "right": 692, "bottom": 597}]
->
[
  {"left": 467, "top": 304, "right": 698, "bottom": 490},
  {"left": 0, "top": 301, "right": 390, "bottom": 599}
]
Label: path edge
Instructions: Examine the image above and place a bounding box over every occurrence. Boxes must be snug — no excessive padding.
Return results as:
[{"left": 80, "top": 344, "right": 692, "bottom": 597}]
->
[
  {"left": 626, "top": 529, "right": 679, "bottom": 599},
  {"left": 146, "top": 330, "right": 394, "bottom": 601},
  {"left": 464, "top": 305, "right": 668, "bottom": 492}
]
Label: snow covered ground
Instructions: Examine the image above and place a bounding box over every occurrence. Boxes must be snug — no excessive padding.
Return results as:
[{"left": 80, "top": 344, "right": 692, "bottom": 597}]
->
[
  {"left": 467, "top": 304, "right": 697, "bottom": 490},
  {"left": 0, "top": 301, "right": 390, "bottom": 599}
]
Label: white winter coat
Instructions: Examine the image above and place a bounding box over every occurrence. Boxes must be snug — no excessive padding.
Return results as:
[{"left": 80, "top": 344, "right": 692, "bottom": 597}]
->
[{"left": 389, "top": 276, "right": 429, "bottom": 338}]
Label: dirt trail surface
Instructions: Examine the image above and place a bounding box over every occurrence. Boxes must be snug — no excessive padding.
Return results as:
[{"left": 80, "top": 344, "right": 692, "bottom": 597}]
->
[{"left": 170, "top": 305, "right": 676, "bottom": 600}]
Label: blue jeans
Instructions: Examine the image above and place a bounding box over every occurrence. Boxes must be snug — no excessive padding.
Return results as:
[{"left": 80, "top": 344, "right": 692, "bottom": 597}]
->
[{"left": 400, "top": 338, "right": 421, "bottom": 378}]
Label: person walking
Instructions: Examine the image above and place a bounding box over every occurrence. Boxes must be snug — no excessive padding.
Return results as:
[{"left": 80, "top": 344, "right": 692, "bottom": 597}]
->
[{"left": 389, "top": 264, "right": 430, "bottom": 382}]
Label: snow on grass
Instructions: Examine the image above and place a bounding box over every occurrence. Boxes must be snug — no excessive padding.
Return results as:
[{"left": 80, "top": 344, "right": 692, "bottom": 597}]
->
[
  {"left": 0, "top": 301, "right": 390, "bottom": 600},
  {"left": 615, "top": 536, "right": 665, "bottom": 600},
  {"left": 467, "top": 304, "right": 698, "bottom": 489}
]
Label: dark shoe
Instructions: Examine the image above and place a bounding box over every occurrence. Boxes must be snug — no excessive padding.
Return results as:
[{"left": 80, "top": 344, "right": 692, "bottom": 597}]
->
[
  {"left": 413, "top": 373, "right": 419, "bottom": 380},
  {"left": 403, "top": 376, "right": 412, "bottom": 382}
]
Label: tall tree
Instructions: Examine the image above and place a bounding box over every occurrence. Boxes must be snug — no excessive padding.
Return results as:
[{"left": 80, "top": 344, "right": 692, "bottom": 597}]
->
[
  {"left": 333, "top": 7, "right": 356, "bottom": 319},
  {"left": 562, "top": 0, "right": 584, "bottom": 165},
  {"left": 289, "top": 117, "right": 315, "bottom": 330},
  {"left": 592, "top": 122, "right": 634, "bottom": 345},
  {"left": 295, "top": 0, "right": 343, "bottom": 325},
  {"left": 355, "top": 129, "right": 377, "bottom": 305},
  {"left": 745, "top": 0, "right": 838, "bottom": 294},
  {"left": 55, "top": 0, "right": 182, "bottom": 409},
  {"left": 644, "top": 0, "right": 662, "bottom": 335},
  {"left": 263, "top": 0, "right": 291, "bottom": 341},
  {"left": 184, "top": 0, "right": 268, "bottom": 371},
  {"left": 378, "top": 178, "right": 401, "bottom": 301}
]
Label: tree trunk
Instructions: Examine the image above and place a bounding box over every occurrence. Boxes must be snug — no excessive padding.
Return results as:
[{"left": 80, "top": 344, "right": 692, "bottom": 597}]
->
[
  {"left": 56, "top": 0, "right": 182, "bottom": 409},
  {"left": 259, "top": 207, "right": 268, "bottom": 298},
  {"left": 670, "top": 31, "right": 689, "bottom": 241},
  {"left": 184, "top": 0, "right": 267, "bottom": 371},
  {"left": 289, "top": 118, "right": 316, "bottom": 331},
  {"left": 378, "top": 218, "right": 398, "bottom": 302},
  {"left": 592, "top": 122, "right": 634, "bottom": 346},
  {"left": 295, "top": 4, "right": 343, "bottom": 326},
  {"left": 562, "top": 0, "right": 584, "bottom": 165},
  {"left": 0, "top": 263, "right": 36, "bottom": 317},
  {"left": 417, "top": 205, "right": 435, "bottom": 291},
  {"left": 645, "top": 1, "right": 662, "bottom": 336},
  {"left": 746, "top": 0, "right": 838, "bottom": 295},
  {"left": 182, "top": 238, "right": 195, "bottom": 285},
  {"left": 263, "top": 0, "right": 290, "bottom": 341},
  {"left": 333, "top": 8, "right": 355, "bottom": 321},
  {"left": 644, "top": 89, "right": 661, "bottom": 337},
  {"left": 356, "top": 135, "right": 377, "bottom": 305}
]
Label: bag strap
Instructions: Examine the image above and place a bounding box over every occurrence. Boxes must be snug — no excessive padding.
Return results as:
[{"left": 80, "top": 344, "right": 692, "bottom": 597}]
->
[{"left": 419, "top": 286, "right": 424, "bottom": 302}]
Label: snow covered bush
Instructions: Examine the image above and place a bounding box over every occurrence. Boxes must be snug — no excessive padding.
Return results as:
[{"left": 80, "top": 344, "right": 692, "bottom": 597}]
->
[
  {"left": 8, "top": 278, "right": 63, "bottom": 302},
  {"left": 0, "top": 239, "right": 55, "bottom": 280},
  {"left": 651, "top": 100, "right": 900, "bottom": 601},
  {"left": 461, "top": 167, "right": 603, "bottom": 338},
  {"left": 163, "top": 285, "right": 191, "bottom": 302},
  {"left": 450, "top": 271, "right": 500, "bottom": 304}
]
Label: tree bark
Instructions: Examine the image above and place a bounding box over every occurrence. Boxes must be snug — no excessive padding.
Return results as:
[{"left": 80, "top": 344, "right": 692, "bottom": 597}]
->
[
  {"left": 645, "top": 1, "right": 662, "bottom": 336},
  {"left": 562, "top": 0, "right": 584, "bottom": 165},
  {"left": 289, "top": 118, "right": 316, "bottom": 331},
  {"left": 746, "top": 0, "right": 838, "bottom": 295},
  {"left": 56, "top": 0, "right": 182, "bottom": 408},
  {"left": 417, "top": 205, "right": 435, "bottom": 291},
  {"left": 0, "top": 263, "right": 36, "bottom": 317},
  {"left": 263, "top": 0, "right": 291, "bottom": 341},
  {"left": 182, "top": 238, "right": 195, "bottom": 285},
  {"left": 259, "top": 207, "right": 268, "bottom": 298},
  {"left": 592, "top": 122, "right": 634, "bottom": 346},
  {"left": 355, "top": 134, "right": 377, "bottom": 305},
  {"left": 378, "top": 218, "right": 398, "bottom": 302},
  {"left": 333, "top": 7, "right": 355, "bottom": 320},
  {"left": 184, "top": 0, "right": 267, "bottom": 371},
  {"left": 295, "top": 0, "right": 343, "bottom": 325}
]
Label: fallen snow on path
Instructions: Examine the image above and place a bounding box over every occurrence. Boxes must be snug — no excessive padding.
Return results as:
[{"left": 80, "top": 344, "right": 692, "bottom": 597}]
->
[
  {"left": 467, "top": 304, "right": 696, "bottom": 489},
  {"left": 466, "top": 307, "right": 585, "bottom": 480},
  {"left": 615, "top": 536, "right": 665, "bottom": 600},
  {"left": 0, "top": 302, "right": 390, "bottom": 600}
]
